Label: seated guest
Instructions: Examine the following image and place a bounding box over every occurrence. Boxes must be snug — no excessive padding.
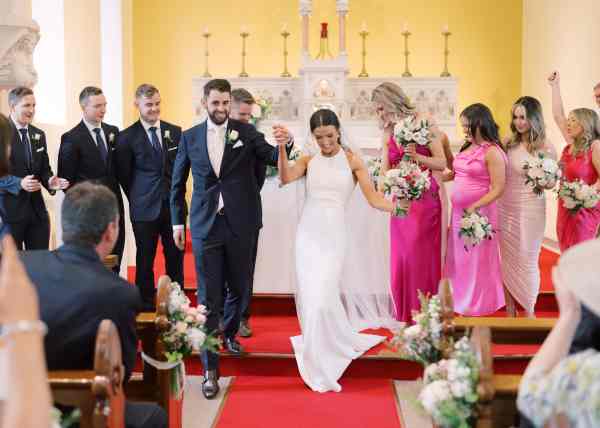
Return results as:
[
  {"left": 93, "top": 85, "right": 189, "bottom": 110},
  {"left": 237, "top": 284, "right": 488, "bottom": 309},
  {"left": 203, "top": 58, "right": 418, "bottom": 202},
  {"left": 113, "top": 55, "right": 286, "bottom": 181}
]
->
[
  {"left": 518, "top": 238, "right": 600, "bottom": 427},
  {"left": 20, "top": 181, "right": 167, "bottom": 428},
  {"left": 0, "top": 235, "right": 52, "bottom": 428}
]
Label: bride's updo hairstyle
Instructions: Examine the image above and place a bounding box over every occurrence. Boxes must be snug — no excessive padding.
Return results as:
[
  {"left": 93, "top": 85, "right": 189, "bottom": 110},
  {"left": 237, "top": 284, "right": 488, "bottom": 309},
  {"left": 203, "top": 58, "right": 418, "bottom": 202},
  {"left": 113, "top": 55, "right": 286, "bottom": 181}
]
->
[{"left": 309, "top": 108, "right": 342, "bottom": 145}]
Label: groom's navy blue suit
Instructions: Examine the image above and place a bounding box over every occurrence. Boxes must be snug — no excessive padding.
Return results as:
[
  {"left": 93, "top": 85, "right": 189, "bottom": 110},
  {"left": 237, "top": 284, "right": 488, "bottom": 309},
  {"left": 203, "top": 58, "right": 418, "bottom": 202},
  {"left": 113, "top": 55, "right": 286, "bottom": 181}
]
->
[{"left": 170, "top": 118, "right": 286, "bottom": 371}]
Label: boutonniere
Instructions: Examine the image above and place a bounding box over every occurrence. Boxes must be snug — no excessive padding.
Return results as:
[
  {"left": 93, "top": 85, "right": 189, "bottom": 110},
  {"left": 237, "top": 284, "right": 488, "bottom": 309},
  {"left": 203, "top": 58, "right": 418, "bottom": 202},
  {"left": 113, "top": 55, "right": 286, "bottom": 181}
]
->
[
  {"left": 33, "top": 133, "right": 41, "bottom": 141},
  {"left": 164, "top": 129, "right": 172, "bottom": 142},
  {"left": 226, "top": 129, "right": 239, "bottom": 145},
  {"left": 108, "top": 133, "right": 115, "bottom": 143}
]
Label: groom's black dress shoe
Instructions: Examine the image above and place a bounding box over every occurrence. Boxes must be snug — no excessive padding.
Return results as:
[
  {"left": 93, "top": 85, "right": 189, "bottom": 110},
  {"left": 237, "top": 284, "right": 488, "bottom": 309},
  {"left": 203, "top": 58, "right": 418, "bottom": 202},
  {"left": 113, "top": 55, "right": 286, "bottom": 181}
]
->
[
  {"left": 224, "top": 337, "right": 244, "bottom": 355},
  {"left": 202, "top": 369, "right": 220, "bottom": 399}
]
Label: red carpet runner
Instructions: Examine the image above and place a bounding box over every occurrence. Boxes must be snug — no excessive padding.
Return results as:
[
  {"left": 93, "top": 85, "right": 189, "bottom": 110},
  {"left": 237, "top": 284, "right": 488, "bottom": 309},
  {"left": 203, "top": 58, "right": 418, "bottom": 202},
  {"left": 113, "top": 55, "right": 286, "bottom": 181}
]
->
[{"left": 216, "top": 377, "right": 402, "bottom": 428}]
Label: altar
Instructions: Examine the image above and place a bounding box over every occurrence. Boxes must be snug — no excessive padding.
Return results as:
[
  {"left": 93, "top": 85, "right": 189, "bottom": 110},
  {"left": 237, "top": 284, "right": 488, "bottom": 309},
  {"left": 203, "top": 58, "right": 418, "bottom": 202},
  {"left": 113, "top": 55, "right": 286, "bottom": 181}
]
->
[{"left": 191, "top": 0, "right": 458, "bottom": 293}]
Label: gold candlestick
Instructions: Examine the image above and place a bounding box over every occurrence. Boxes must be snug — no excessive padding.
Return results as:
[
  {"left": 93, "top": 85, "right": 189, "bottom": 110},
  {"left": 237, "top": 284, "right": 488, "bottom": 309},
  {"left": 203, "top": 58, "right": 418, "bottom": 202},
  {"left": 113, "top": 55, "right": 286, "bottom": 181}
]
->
[
  {"left": 440, "top": 30, "right": 452, "bottom": 77},
  {"left": 281, "top": 30, "right": 292, "bottom": 77},
  {"left": 401, "top": 30, "right": 412, "bottom": 77},
  {"left": 202, "top": 31, "right": 212, "bottom": 78},
  {"left": 358, "top": 29, "right": 369, "bottom": 78},
  {"left": 239, "top": 30, "right": 250, "bottom": 78}
]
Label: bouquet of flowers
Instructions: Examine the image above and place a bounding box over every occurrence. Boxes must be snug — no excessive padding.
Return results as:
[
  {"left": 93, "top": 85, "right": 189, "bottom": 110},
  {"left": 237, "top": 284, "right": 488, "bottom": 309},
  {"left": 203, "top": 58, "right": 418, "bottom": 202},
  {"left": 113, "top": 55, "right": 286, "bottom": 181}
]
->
[
  {"left": 382, "top": 161, "right": 431, "bottom": 217},
  {"left": 265, "top": 145, "right": 303, "bottom": 179},
  {"left": 419, "top": 337, "right": 480, "bottom": 428},
  {"left": 365, "top": 156, "right": 382, "bottom": 189},
  {"left": 522, "top": 153, "right": 561, "bottom": 196},
  {"left": 394, "top": 116, "right": 431, "bottom": 160},
  {"left": 458, "top": 210, "right": 494, "bottom": 250},
  {"left": 52, "top": 407, "right": 80, "bottom": 428},
  {"left": 161, "top": 282, "right": 219, "bottom": 397},
  {"left": 388, "top": 291, "right": 448, "bottom": 366},
  {"left": 250, "top": 95, "right": 272, "bottom": 128},
  {"left": 557, "top": 179, "right": 600, "bottom": 214}
]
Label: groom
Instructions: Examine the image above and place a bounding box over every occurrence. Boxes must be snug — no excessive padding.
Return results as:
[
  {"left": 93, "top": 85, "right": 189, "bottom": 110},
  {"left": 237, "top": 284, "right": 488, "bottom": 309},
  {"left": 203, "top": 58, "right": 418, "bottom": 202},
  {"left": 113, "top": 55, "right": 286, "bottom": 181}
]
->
[{"left": 170, "top": 79, "right": 292, "bottom": 399}]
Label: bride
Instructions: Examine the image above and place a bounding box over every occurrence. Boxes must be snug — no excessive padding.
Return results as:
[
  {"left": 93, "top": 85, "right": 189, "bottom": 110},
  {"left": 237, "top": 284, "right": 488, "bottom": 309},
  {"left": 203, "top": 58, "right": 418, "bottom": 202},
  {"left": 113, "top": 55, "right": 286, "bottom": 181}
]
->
[{"left": 277, "top": 109, "right": 398, "bottom": 393}]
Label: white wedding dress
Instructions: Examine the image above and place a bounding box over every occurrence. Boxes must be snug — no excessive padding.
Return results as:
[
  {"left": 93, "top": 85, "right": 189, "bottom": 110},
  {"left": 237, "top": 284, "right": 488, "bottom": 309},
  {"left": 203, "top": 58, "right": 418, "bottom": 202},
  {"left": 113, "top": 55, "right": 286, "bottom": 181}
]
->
[{"left": 290, "top": 149, "right": 386, "bottom": 393}]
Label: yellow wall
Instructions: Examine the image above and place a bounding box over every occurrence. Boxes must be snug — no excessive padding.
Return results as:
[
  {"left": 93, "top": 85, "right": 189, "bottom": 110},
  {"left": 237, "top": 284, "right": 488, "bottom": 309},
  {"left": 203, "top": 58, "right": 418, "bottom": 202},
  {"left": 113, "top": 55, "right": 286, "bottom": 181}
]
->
[{"left": 131, "top": 0, "right": 522, "bottom": 133}]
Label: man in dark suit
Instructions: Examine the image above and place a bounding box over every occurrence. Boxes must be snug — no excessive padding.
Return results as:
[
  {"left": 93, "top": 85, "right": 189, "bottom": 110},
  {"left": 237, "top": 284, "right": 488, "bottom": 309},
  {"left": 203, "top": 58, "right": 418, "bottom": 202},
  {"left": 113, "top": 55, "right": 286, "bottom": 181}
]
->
[
  {"left": 116, "top": 84, "right": 184, "bottom": 311},
  {"left": 170, "top": 79, "right": 291, "bottom": 399},
  {"left": 58, "top": 86, "right": 125, "bottom": 274},
  {"left": 224, "top": 88, "right": 266, "bottom": 338},
  {"left": 6, "top": 86, "right": 68, "bottom": 250},
  {"left": 21, "top": 181, "right": 167, "bottom": 428}
]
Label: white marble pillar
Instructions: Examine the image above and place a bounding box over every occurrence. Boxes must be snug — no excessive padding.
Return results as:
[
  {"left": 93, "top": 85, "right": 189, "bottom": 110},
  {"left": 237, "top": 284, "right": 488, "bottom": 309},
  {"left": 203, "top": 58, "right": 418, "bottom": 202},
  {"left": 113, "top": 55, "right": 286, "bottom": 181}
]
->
[{"left": 336, "top": 0, "right": 348, "bottom": 56}]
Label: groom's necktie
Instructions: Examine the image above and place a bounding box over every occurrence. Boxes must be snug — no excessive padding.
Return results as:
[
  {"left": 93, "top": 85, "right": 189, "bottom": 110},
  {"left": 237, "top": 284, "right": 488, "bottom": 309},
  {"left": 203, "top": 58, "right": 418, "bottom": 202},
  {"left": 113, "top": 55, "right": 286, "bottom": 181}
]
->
[
  {"left": 19, "top": 128, "right": 33, "bottom": 170},
  {"left": 148, "top": 126, "right": 162, "bottom": 153},
  {"left": 93, "top": 127, "right": 108, "bottom": 165}
]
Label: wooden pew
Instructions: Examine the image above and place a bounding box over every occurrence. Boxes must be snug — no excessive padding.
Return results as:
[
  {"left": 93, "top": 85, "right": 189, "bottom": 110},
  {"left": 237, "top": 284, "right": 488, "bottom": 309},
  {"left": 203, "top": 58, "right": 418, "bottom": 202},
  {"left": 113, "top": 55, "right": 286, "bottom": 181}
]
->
[
  {"left": 127, "top": 276, "right": 172, "bottom": 414},
  {"left": 438, "top": 278, "right": 555, "bottom": 345},
  {"left": 48, "top": 319, "right": 125, "bottom": 428}
]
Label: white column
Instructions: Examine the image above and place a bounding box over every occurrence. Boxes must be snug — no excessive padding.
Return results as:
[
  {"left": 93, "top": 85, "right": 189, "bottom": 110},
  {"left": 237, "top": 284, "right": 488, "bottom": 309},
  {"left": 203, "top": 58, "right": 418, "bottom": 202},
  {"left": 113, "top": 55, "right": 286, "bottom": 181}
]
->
[
  {"left": 336, "top": 0, "right": 349, "bottom": 56},
  {"left": 299, "top": 0, "right": 312, "bottom": 61}
]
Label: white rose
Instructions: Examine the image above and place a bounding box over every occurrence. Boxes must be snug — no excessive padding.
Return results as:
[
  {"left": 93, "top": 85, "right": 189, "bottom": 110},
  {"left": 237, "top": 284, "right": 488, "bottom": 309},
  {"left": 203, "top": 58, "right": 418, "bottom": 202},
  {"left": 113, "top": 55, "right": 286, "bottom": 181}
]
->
[
  {"left": 563, "top": 196, "right": 577, "bottom": 209},
  {"left": 393, "top": 123, "right": 403, "bottom": 137},
  {"left": 229, "top": 130, "right": 239, "bottom": 141},
  {"left": 541, "top": 158, "right": 558, "bottom": 174},
  {"left": 34, "top": 133, "right": 41, "bottom": 141},
  {"left": 574, "top": 187, "right": 587, "bottom": 201},
  {"left": 460, "top": 216, "right": 473, "bottom": 229},
  {"left": 175, "top": 321, "right": 187, "bottom": 334},
  {"left": 109, "top": 133, "right": 115, "bottom": 142},
  {"left": 528, "top": 166, "right": 544, "bottom": 179},
  {"left": 187, "top": 328, "right": 207, "bottom": 351},
  {"left": 164, "top": 129, "right": 171, "bottom": 140},
  {"left": 584, "top": 194, "right": 599, "bottom": 208},
  {"left": 450, "top": 380, "right": 470, "bottom": 398},
  {"left": 404, "top": 324, "right": 422, "bottom": 340}
]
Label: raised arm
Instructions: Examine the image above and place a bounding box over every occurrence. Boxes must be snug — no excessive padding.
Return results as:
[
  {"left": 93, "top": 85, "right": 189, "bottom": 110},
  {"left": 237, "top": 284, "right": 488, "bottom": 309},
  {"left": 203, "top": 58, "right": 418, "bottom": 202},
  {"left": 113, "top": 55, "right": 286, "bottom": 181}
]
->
[
  {"left": 278, "top": 142, "right": 309, "bottom": 184},
  {"left": 466, "top": 146, "right": 506, "bottom": 212},
  {"left": 348, "top": 152, "right": 393, "bottom": 212},
  {"left": 548, "top": 71, "right": 572, "bottom": 144}
]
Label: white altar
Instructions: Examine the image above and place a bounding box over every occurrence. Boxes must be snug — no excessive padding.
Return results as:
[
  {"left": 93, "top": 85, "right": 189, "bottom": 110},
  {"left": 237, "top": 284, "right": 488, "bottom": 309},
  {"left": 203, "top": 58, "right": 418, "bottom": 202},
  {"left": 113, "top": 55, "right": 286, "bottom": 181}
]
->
[{"left": 191, "top": 0, "right": 458, "bottom": 293}]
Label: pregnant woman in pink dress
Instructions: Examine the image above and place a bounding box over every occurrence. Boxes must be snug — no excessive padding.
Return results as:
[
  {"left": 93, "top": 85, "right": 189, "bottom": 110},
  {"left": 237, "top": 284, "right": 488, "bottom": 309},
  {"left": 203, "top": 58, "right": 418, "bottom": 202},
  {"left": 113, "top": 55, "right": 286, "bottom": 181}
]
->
[
  {"left": 500, "top": 97, "right": 557, "bottom": 317},
  {"left": 444, "top": 103, "right": 507, "bottom": 316},
  {"left": 372, "top": 83, "right": 447, "bottom": 323},
  {"left": 549, "top": 71, "right": 600, "bottom": 250}
]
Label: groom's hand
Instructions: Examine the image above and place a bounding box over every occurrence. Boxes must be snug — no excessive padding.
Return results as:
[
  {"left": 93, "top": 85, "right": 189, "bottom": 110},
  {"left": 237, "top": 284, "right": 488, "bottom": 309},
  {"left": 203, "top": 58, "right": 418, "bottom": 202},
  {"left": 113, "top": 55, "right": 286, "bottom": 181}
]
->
[
  {"left": 273, "top": 124, "right": 291, "bottom": 146},
  {"left": 173, "top": 229, "right": 186, "bottom": 251}
]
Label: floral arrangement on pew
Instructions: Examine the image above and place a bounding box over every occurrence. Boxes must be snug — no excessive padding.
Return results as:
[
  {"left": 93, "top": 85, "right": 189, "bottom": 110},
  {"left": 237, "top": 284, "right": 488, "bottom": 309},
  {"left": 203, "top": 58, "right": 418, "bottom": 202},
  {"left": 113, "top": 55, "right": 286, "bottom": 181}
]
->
[
  {"left": 51, "top": 407, "right": 80, "bottom": 428},
  {"left": 557, "top": 179, "right": 600, "bottom": 214},
  {"left": 419, "top": 336, "right": 480, "bottom": 428},
  {"left": 522, "top": 153, "right": 561, "bottom": 196},
  {"left": 388, "top": 291, "right": 451, "bottom": 366},
  {"left": 265, "top": 145, "right": 304, "bottom": 179},
  {"left": 458, "top": 210, "right": 494, "bottom": 250},
  {"left": 160, "top": 282, "right": 219, "bottom": 397}
]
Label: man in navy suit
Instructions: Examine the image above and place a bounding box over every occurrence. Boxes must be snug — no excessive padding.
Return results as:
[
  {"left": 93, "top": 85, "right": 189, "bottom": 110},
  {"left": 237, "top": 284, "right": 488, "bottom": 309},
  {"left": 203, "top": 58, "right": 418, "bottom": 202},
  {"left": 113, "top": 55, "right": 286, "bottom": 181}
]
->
[
  {"left": 116, "top": 84, "right": 184, "bottom": 311},
  {"left": 58, "top": 86, "right": 125, "bottom": 274},
  {"left": 6, "top": 87, "right": 68, "bottom": 249},
  {"left": 170, "top": 79, "right": 291, "bottom": 399}
]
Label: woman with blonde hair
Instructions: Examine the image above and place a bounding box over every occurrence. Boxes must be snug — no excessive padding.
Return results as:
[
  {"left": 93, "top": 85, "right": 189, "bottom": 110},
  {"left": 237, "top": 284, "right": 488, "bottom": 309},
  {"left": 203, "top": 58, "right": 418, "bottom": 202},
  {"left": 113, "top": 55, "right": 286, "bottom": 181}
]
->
[
  {"left": 548, "top": 71, "right": 600, "bottom": 251},
  {"left": 500, "top": 96, "right": 557, "bottom": 317},
  {"left": 371, "top": 82, "right": 447, "bottom": 322}
]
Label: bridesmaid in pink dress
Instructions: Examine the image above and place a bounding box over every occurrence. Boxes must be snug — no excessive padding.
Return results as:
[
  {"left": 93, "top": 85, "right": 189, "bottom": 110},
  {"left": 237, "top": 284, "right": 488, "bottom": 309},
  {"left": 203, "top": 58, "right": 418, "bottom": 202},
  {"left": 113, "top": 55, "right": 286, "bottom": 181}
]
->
[
  {"left": 372, "top": 83, "right": 447, "bottom": 323},
  {"left": 549, "top": 72, "right": 600, "bottom": 250},
  {"left": 500, "top": 97, "right": 557, "bottom": 317},
  {"left": 444, "top": 104, "right": 507, "bottom": 316}
]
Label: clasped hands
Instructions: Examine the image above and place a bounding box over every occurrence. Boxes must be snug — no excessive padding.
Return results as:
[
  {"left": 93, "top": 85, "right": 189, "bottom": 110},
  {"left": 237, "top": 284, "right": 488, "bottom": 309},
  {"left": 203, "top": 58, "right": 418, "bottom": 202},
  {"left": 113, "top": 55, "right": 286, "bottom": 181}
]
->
[
  {"left": 272, "top": 124, "right": 292, "bottom": 146},
  {"left": 21, "top": 175, "right": 70, "bottom": 192}
]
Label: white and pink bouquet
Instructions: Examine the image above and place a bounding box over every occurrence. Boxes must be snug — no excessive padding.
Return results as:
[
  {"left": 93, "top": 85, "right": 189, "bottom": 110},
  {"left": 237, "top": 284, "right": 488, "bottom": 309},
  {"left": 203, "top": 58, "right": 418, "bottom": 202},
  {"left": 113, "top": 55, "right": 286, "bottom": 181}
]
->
[
  {"left": 160, "top": 282, "right": 219, "bottom": 397},
  {"left": 419, "top": 337, "right": 480, "bottom": 428},
  {"left": 389, "top": 291, "right": 447, "bottom": 366},
  {"left": 366, "top": 156, "right": 382, "bottom": 189},
  {"left": 522, "top": 153, "right": 561, "bottom": 196},
  {"left": 458, "top": 210, "right": 494, "bottom": 250},
  {"left": 394, "top": 116, "right": 431, "bottom": 153},
  {"left": 558, "top": 179, "right": 600, "bottom": 214},
  {"left": 382, "top": 161, "right": 431, "bottom": 217}
]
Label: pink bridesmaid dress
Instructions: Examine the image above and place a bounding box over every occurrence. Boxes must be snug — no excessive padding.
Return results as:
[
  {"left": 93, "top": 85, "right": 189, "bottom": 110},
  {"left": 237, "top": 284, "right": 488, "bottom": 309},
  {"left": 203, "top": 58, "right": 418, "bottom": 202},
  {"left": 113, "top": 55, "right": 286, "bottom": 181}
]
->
[
  {"left": 444, "top": 143, "right": 506, "bottom": 316},
  {"left": 557, "top": 145, "right": 600, "bottom": 251},
  {"left": 499, "top": 144, "right": 547, "bottom": 315},
  {"left": 388, "top": 139, "right": 442, "bottom": 323}
]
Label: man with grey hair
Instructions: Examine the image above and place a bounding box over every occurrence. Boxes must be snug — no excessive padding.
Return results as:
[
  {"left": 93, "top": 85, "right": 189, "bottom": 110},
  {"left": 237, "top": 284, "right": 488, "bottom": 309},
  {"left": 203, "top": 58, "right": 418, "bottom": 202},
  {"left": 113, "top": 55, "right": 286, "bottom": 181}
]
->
[
  {"left": 116, "top": 83, "right": 184, "bottom": 311},
  {"left": 20, "top": 181, "right": 167, "bottom": 428},
  {"left": 58, "top": 86, "right": 125, "bottom": 274},
  {"left": 6, "top": 86, "right": 68, "bottom": 250}
]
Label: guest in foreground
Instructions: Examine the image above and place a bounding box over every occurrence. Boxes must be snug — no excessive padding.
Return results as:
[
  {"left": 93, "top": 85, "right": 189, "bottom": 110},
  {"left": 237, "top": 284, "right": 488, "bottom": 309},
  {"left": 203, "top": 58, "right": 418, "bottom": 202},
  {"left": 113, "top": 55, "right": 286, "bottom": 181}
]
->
[
  {"left": 548, "top": 71, "right": 600, "bottom": 250},
  {"left": 444, "top": 103, "right": 507, "bottom": 316},
  {"left": 20, "top": 181, "right": 167, "bottom": 428},
  {"left": 518, "top": 238, "right": 600, "bottom": 427}
]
